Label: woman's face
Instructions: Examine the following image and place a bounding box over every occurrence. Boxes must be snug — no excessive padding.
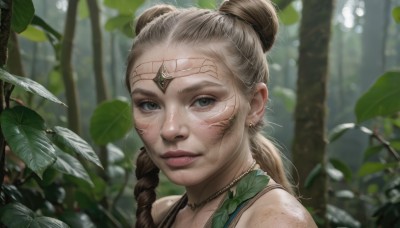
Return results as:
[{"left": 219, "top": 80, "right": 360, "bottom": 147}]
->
[{"left": 128, "top": 44, "right": 253, "bottom": 186}]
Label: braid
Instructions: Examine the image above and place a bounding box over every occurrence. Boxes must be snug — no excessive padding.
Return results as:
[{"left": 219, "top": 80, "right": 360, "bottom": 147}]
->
[{"left": 134, "top": 147, "right": 160, "bottom": 228}]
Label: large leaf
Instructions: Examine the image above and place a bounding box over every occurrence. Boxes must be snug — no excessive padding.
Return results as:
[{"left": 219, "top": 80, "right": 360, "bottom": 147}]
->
[
  {"left": 90, "top": 99, "right": 132, "bottom": 145},
  {"left": 355, "top": 71, "right": 400, "bottom": 123},
  {"left": 0, "top": 202, "right": 69, "bottom": 228},
  {"left": 104, "top": 0, "right": 144, "bottom": 15},
  {"left": 11, "top": 0, "right": 35, "bottom": 33},
  {"left": 0, "top": 68, "right": 66, "bottom": 106},
  {"left": 52, "top": 148, "right": 94, "bottom": 186},
  {"left": 278, "top": 3, "right": 300, "bottom": 26},
  {"left": 1, "top": 106, "right": 56, "bottom": 178},
  {"left": 52, "top": 126, "right": 102, "bottom": 168}
]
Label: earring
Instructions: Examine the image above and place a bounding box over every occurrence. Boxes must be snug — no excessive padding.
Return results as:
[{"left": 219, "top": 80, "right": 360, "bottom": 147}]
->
[{"left": 249, "top": 122, "right": 254, "bottom": 128}]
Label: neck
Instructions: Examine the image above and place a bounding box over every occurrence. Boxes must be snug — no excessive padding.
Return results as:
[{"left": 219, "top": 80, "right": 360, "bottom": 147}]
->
[{"left": 186, "top": 158, "right": 256, "bottom": 210}]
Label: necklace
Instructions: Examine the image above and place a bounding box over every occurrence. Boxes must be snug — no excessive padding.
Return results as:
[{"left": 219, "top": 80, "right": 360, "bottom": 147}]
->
[{"left": 187, "top": 161, "right": 257, "bottom": 210}]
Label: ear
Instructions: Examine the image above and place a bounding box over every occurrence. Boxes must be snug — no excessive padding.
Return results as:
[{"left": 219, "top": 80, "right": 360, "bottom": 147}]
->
[{"left": 246, "top": 83, "right": 268, "bottom": 125}]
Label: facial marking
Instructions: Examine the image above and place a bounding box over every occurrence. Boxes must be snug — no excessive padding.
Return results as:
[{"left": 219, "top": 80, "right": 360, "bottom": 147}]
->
[
  {"left": 130, "top": 58, "right": 219, "bottom": 90},
  {"left": 153, "top": 63, "right": 173, "bottom": 93}
]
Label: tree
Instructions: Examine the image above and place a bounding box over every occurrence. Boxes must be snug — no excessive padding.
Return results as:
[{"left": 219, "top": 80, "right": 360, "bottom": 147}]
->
[{"left": 292, "top": 0, "right": 335, "bottom": 226}]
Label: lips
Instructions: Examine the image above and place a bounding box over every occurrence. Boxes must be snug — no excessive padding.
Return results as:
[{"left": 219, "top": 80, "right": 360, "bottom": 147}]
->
[{"left": 160, "top": 150, "right": 199, "bottom": 168}]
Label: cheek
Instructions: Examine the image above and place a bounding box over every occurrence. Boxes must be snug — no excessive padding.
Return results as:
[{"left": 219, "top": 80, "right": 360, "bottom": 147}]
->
[{"left": 133, "top": 113, "right": 158, "bottom": 143}]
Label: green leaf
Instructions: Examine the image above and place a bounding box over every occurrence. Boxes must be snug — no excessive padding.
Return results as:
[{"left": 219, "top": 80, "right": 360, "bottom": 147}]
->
[
  {"left": 0, "top": 202, "right": 69, "bottom": 228},
  {"left": 327, "top": 204, "right": 361, "bottom": 228},
  {"left": 363, "top": 145, "right": 383, "bottom": 161},
  {"left": 90, "top": 98, "right": 133, "bottom": 145},
  {"left": 19, "top": 25, "right": 47, "bottom": 42},
  {"left": 48, "top": 66, "right": 64, "bottom": 95},
  {"left": 59, "top": 211, "right": 95, "bottom": 228},
  {"left": 358, "top": 162, "right": 399, "bottom": 177},
  {"left": 326, "top": 162, "right": 344, "bottom": 182},
  {"left": 272, "top": 86, "right": 296, "bottom": 112},
  {"left": 335, "top": 190, "right": 355, "bottom": 199},
  {"left": 198, "top": 0, "right": 216, "bottom": 9},
  {"left": 52, "top": 126, "right": 102, "bottom": 168},
  {"left": 1, "top": 106, "right": 56, "bottom": 178},
  {"left": 11, "top": 0, "right": 35, "bottom": 33},
  {"left": 104, "top": 0, "right": 145, "bottom": 15},
  {"left": 235, "top": 170, "right": 269, "bottom": 202},
  {"left": 304, "top": 163, "right": 322, "bottom": 189},
  {"left": 392, "top": 6, "right": 400, "bottom": 23},
  {"left": 328, "top": 123, "right": 356, "bottom": 143},
  {"left": 105, "top": 15, "right": 133, "bottom": 31},
  {"left": 355, "top": 71, "right": 400, "bottom": 123},
  {"left": 52, "top": 148, "right": 94, "bottom": 186},
  {"left": 278, "top": 3, "right": 300, "bottom": 26},
  {"left": 78, "top": 0, "right": 89, "bottom": 19},
  {"left": 0, "top": 68, "right": 66, "bottom": 106},
  {"left": 329, "top": 158, "right": 352, "bottom": 182},
  {"left": 31, "top": 15, "right": 62, "bottom": 41},
  {"left": 107, "top": 143, "right": 125, "bottom": 163}
]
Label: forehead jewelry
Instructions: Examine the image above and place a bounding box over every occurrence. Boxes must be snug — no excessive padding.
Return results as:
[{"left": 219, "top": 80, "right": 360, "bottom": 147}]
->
[{"left": 153, "top": 63, "right": 173, "bottom": 93}]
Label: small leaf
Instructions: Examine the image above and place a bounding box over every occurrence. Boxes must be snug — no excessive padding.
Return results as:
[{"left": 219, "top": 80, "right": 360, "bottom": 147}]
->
[
  {"left": 52, "top": 126, "right": 102, "bottom": 168},
  {"left": 90, "top": 99, "right": 133, "bottom": 145},
  {"left": 11, "top": 0, "right": 35, "bottom": 33},
  {"left": 326, "top": 163, "right": 344, "bottom": 182},
  {"left": 19, "top": 25, "right": 47, "bottom": 42},
  {"left": 392, "top": 6, "right": 400, "bottom": 23},
  {"left": 327, "top": 204, "right": 361, "bottom": 228},
  {"left": 329, "top": 158, "right": 352, "bottom": 182},
  {"left": 363, "top": 145, "right": 383, "bottom": 161},
  {"left": 52, "top": 148, "right": 94, "bottom": 187},
  {"left": 278, "top": 3, "right": 300, "bottom": 26},
  {"left": 105, "top": 15, "right": 132, "bottom": 31},
  {"left": 198, "top": 0, "right": 216, "bottom": 9},
  {"left": 107, "top": 144, "right": 125, "bottom": 163},
  {"left": 358, "top": 162, "right": 399, "bottom": 177},
  {"left": 0, "top": 202, "right": 69, "bottom": 228},
  {"left": 31, "top": 15, "right": 62, "bottom": 41},
  {"left": 0, "top": 68, "right": 66, "bottom": 106},
  {"left": 104, "top": 0, "right": 145, "bottom": 15},
  {"left": 328, "top": 123, "right": 355, "bottom": 143},
  {"left": 1, "top": 106, "right": 56, "bottom": 178},
  {"left": 304, "top": 163, "right": 322, "bottom": 188},
  {"left": 335, "top": 190, "right": 355, "bottom": 199},
  {"left": 355, "top": 71, "right": 400, "bottom": 123}
]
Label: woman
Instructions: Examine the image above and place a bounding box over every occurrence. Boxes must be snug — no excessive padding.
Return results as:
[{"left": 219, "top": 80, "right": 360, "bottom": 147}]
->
[{"left": 126, "top": 0, "right": 317, "bottom": 227}]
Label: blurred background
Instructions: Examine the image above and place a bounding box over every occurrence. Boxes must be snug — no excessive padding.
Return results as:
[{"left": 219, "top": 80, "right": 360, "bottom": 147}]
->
[{"left": 0, "top": 0, "right": 399, "bottom": 227}]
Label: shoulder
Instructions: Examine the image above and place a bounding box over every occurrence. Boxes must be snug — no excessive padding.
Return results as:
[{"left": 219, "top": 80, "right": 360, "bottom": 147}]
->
[
  {"left": 238, "top": 185, "right": 317, "bottom": 227},
  {"left": 151, "top": 195, "right": 182, "bottom": 225}
]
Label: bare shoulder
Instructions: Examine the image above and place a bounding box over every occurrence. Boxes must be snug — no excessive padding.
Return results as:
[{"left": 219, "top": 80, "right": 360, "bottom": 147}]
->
[
  {"left": 151, "top": 195, "right": 182, "bottom": 224},
  {"left": 239, "top": 187, "right": 317, "bottom": 228}
]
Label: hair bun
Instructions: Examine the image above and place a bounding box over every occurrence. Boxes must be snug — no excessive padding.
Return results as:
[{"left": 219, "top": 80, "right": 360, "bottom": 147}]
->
[
  {"left": 219, "top": 0, "right": 278, "bottom": 52},
  {"left": 135, "top": 4, "right": 176, "bottom": 35}
]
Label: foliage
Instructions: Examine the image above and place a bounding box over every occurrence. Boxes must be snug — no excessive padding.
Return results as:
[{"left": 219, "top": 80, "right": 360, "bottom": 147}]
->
[
  {"left": 307, "top": 71, "right": 400, "bottom": 227},
  {"left": 1, "top": 0, "right": 139, "bottom": 227}
]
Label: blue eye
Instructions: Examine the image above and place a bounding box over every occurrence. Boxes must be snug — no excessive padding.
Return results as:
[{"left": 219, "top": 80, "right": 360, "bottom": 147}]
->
[
  {"left": 194, "top": 97, "right": 215, "bottom": 107},
  {"left": 139, "top": 101, "right": 160, "bottom": 111}
]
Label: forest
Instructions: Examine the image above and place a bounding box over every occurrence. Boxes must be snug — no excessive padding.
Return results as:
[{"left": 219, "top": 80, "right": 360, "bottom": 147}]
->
[{"left": 0, "top": 0, "right": 399, "bottom": 227}]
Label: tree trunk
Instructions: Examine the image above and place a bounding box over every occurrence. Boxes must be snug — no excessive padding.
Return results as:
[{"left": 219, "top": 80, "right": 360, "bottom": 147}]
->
[
  {"left": 292, "top": 0, "right": 334, "bottom": 226},
  {"left": 0, "top": 0, "right": 12, "bottom": 207},
  {"left": 60, "top": 0, "right": 81, "bottom": 135}
]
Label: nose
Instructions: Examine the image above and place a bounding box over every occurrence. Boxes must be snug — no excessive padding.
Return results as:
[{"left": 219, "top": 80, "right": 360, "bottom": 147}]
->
[{"left": 160, "top": 108, "right": 189, "bottom": 142}]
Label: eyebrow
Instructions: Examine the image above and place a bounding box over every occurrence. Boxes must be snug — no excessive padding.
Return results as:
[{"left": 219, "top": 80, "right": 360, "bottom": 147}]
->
[
  {"left": 179, "top": 81, "right": 225, "bottom": 94},
  {"left": 130, "top": 88, "right": 158, "bottom": 97}
]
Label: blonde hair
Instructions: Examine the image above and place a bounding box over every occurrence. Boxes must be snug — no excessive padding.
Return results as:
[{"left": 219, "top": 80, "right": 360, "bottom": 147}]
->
[{"left": 126, "top": 1, "right": 293, "bottom": 227}]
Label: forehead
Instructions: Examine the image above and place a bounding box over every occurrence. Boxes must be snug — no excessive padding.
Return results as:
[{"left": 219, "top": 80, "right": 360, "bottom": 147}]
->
[{"left": 130, "top": 58, "right": 219, "bottom": 85}]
